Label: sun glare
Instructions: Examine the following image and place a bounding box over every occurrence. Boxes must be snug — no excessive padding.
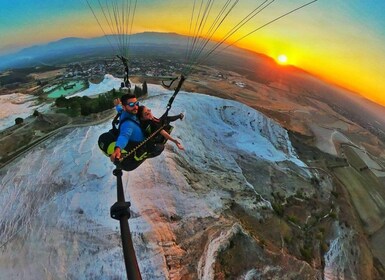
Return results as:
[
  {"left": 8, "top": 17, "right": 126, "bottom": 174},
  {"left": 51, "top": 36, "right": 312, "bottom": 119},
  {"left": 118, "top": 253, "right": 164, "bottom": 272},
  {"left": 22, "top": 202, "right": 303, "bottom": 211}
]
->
[{"left": 277, "top": 54, "right": 288, "bottom": 65}]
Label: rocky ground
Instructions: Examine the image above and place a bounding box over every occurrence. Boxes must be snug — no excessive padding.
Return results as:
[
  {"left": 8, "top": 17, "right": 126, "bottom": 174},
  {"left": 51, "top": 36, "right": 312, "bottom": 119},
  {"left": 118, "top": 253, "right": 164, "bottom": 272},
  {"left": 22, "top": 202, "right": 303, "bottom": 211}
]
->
[
  {"left": 168, "top": 66, "right": 385, "bottom": 279},
  {"left": 1, "top": 65, "right": 385, "bottom": 279},
  {"left": 0, "top": 110, "right": 115, "bottom": 168}
]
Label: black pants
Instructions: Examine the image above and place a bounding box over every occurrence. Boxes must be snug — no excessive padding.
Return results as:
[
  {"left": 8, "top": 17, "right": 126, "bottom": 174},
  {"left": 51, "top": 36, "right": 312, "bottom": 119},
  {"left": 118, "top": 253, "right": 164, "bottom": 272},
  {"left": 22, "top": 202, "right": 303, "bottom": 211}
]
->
[{"left": 118, "top": 143, "right": 165, "bottom": 171}]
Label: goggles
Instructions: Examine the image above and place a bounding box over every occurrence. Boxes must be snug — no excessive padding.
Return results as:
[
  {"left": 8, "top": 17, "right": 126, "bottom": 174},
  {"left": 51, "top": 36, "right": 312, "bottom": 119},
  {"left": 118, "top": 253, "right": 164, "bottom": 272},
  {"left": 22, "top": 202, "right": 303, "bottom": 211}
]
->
[{"left": 126, "top": 101, "right": 139, "bottom": 107}]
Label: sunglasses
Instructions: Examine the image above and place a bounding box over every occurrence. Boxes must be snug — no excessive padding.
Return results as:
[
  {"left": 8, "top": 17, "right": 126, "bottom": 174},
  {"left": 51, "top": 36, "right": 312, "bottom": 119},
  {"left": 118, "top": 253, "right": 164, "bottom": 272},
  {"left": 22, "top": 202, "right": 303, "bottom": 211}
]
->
[{"left": 126, "top": 101, "right": 139, "bottom": 107}]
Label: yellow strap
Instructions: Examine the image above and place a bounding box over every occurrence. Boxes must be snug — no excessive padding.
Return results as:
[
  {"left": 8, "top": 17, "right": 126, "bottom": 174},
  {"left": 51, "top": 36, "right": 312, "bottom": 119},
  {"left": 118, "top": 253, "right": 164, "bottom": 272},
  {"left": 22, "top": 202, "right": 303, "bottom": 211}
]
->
[{"left": 134, "top": 152, "right": 148, "bottom": 161}]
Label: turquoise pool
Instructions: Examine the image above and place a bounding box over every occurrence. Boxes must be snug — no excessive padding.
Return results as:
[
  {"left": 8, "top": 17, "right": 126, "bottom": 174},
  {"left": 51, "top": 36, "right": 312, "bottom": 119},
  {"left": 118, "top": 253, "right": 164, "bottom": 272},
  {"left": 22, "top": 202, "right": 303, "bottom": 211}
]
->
[{"left": 47, "top": 81, "right": 86, "bottom": 98}]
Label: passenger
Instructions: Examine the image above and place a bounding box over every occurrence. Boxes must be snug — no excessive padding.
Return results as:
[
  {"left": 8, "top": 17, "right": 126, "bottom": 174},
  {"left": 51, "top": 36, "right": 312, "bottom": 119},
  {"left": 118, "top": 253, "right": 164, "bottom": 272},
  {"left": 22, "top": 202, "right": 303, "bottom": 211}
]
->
[{"left": 138, "top": 105, "right": 185, "bottom": 150}]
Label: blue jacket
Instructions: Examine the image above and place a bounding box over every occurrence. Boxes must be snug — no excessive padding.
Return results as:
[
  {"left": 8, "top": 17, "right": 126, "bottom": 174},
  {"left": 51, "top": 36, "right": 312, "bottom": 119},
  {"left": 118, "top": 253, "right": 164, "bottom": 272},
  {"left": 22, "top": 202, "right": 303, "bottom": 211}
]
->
[
  {"left": 115, "top": 111, "right": 145, "bottom": 150},
  {"left": 115, "top": 104, "right": 123, "bottom": 114}
]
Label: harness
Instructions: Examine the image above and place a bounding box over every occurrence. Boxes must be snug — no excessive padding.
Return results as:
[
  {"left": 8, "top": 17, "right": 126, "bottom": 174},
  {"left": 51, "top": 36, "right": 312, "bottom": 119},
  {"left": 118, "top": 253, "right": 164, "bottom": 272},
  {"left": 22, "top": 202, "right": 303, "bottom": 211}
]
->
[{"left": 98, "top": 113, "right": 143, "bottom": 158}]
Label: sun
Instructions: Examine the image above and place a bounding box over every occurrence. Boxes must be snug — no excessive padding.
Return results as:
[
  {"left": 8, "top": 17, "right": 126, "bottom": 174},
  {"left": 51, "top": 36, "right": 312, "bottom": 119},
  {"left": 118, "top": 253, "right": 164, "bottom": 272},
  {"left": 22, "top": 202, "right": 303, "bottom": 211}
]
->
[{"left": 277, "top": 54, "right": 288, "bottom": 65}]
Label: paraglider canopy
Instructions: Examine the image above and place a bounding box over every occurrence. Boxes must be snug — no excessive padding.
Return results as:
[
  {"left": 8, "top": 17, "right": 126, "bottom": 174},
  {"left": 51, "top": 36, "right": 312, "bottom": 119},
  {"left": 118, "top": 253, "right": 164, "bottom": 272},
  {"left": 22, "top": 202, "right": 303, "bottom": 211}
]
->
[{"left": 85, "top": 0, "right": 138, "bottom": 86}]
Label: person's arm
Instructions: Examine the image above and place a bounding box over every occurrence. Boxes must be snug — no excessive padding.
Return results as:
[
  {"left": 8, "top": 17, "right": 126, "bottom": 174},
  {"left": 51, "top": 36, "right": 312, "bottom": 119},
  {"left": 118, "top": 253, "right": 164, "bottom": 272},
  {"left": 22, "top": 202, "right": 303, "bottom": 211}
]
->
[
  {"left": 114, "top": 99, "right": 123, "bottom": 113},
  {"left": 110, "top": 122, "right": 133, "bottom": 161},
  {"left": 115, "top": 104, "right": 123, "bottom": 114},
  {"left": 160, "top": 130, "right": 184, "bottom": 150}
]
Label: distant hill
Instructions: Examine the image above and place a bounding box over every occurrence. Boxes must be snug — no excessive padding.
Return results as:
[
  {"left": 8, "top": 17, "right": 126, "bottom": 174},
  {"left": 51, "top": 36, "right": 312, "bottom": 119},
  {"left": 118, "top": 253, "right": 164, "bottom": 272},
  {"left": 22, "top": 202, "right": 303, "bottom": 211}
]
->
[
  {"left": 0, "top": 32, "right": 282, "bottom": 86},
  {"left": 0, "top": 32, "right": 191, "bottom": 70},
  {"left": 0, "top": 31, "right": 301, "bottom": 79}
]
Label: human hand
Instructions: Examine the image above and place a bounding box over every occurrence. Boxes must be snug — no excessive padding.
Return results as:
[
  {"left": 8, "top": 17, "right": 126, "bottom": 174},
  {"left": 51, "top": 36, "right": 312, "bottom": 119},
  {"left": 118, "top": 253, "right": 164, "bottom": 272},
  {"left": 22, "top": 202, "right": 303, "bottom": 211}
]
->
[
  {"left": 176, "top": 141, "right": 184, "bottom": 151},
  {"left": 110, "top": 147, "right": 121, "bottom": 162},
  {"left": 113, "top": 98, "right": 121, "bottom": 106},
  {"left": 179, "top": 113, "right": 184, "bottom": 120}
]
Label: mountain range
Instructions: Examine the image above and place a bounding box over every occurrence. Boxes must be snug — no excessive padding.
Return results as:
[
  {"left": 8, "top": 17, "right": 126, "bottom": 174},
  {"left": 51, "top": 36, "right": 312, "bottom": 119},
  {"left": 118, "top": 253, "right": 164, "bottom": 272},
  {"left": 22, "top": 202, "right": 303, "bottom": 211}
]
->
[{"left": 0, "top": 32, "right": 196, "bottom": 71}]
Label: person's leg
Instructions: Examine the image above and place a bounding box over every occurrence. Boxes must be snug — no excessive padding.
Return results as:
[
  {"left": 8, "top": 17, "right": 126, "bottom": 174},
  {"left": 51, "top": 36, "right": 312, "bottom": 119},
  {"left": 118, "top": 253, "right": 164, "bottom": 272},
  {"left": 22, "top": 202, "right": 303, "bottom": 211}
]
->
[
  {"left": 116, "top": 142, "right": 165, "bottom": 171},
  {"left": 118, "top": 158, "right": 144, "bottom": 171},
  {"left": 147, "top": 143, "right": 164, "bottom": 158}
]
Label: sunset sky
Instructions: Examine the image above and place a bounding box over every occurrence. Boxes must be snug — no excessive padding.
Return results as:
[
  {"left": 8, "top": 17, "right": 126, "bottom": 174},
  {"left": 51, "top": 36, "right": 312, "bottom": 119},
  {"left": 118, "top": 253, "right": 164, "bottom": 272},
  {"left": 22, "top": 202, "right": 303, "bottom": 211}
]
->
[{"left": 1, "top": 0, "right": 385, "bottom": 107}]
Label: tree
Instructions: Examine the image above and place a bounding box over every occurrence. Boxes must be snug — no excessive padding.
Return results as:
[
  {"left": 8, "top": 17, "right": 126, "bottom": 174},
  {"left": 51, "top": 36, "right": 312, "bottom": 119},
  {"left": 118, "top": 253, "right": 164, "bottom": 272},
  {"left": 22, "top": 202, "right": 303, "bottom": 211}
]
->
[
  {"left": 55, "top": 95, "right": 68, "bottom": 107},
  {"left": 142, "top": 81, "right": 148, "bottom": 95},
  {"left": 133, "top": 85, "right": 142, "bottom": 97},
  {"left": 15, "top": 117, "right": 24, "bottom": 125},
  {"left": 33, "top": 110, "right": 40, "bottom": 117},
  {"left": 71, "top": 101, "right": 81, "bottom": 113},
  {"left": 81, "top": 103, "right": 92, "bottom": 116}
]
